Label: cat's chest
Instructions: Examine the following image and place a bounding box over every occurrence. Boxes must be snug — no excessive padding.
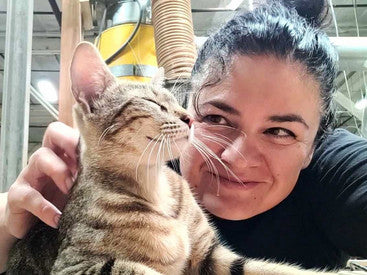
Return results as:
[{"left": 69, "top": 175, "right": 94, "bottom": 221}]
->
[{"left": 94, "top": 216, "right": 191, "bottom": 273}]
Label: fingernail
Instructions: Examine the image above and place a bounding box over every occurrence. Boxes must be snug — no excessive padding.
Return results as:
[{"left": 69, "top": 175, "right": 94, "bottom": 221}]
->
[
  {"left": 72, "top": 171, "right": 78, "bottom": 182},
  {"left": 54, "top": 214, "right": 61, "bottom": 227},
  {"left": 65, "top": 178, "right": 73, "bottom": 191}
]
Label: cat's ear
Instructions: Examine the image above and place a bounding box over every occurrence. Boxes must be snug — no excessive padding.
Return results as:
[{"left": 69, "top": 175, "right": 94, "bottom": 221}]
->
[
  {"left": 70, "top": 41, "right": 115, "bottom": 113},
  {"left": 151, "top": 67, "right": 165, "bottom": 88}
]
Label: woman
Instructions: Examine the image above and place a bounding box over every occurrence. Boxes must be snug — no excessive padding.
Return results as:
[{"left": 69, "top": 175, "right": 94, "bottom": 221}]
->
[{"left": 1, "top": 0, "right": 367, "bottom": 272}]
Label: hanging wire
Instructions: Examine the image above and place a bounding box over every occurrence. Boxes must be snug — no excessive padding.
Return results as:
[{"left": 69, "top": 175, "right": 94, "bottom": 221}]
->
[
  {"left": 105, "top": 0, "right": 143, "bottom": 65},
  {"left": 343, "top": 71, "right": 362, "bottom": 135},
  {"left": 352, "top": 0, "right": 360, "bottom": 36},
  {"left": 327, "top": 0, "right": 339, "bottom": 36}
]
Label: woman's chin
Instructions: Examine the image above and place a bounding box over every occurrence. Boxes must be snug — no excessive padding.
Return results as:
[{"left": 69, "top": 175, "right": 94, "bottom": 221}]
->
[{"left": 201, "top": 193, "right": 259, "bottom": 221}]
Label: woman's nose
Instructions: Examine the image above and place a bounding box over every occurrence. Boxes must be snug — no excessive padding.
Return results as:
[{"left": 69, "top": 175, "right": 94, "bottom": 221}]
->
[{"left": 220, "top": 135, "right": 262, "bottom": 168}]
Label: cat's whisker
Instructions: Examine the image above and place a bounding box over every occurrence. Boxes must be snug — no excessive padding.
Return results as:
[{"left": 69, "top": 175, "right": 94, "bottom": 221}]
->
[
  {"left": 190, "top": 125, "right": 219, "bottom": 180},
  {"left": 199, "top": 135, "right": 241, "bottom": 185},
  {"left": 173, "top": 140, "right": 192, "bottom": 166},
  {"left": 200, "top": 124, "right": 247, "bottom": 137},
  {"left": 196, "top": 136, "right": 243, "bottom": 185},
  {"left": 127, "top": 43, "right": 144, "bottom": 74},
  {"left": 172, "top": 139, "right": 181, "bottom": 159},
  {"left": 146, "top": 133, "right": 164, "bottom": 184},
  {"left": 169, "top": 73, "right": 185, "bottom": 98},
  {"left": 161, "top": 135, "right": 168, "bottom": 172},
  {"left": 210, "top": 132, "right": 234, "bottom": 144},
  {"left": 156, "top": 134, "right": 166, "bottom": 177},
  {"left": 199, "top": 135, "right": 232, "bottom": 183},
  {"left": 135, "top": 133, "right": 162, "bottom": 181},
  {"left": 200, "top": 133, "right": 247, "bottom": 165},
  {"left": 190, "top": 138, "right": 221, "bottom": 194},
  {"left": 191, "top": 136, "right": 245, "bottom": 194},
  {"left": 166, "top": 136, "right": 179, "bottom": 172},
  {"left": 170, "top": 82, "right": 193, "bottom": 107},
  {"left": 171, "top": 139, "right": 183, "bottom": 170},
  {"left": 98, "top": 124, "right": 115, "bottom": 146}
]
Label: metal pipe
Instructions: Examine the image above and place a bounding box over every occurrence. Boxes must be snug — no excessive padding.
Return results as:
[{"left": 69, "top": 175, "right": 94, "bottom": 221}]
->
[
  {"left": 0, "top": 0, "right": 34, "bottom": 191},
  {"left": 30, "top": 86, "right": 59, "bottom": 120},
  {"left": 329, "top": 37, "right": 367, "bottom": 71}
]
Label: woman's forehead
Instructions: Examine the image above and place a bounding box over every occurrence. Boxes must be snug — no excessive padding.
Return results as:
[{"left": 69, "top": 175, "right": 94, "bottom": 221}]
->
[
  {"left": 194, "top": 55, "right": 322, "bottom": 122},
  {"left": 198, "top": 55, "right": 320, "bottom": 97}
]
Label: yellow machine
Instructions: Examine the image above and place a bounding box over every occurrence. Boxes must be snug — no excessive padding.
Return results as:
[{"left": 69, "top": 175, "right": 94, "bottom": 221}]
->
[{"left": 96, "top": 0, "right": 157, "bottom": 82}]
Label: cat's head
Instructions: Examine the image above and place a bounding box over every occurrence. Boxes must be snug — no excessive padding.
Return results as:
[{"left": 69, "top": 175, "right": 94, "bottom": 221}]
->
[{"left": 70, "top": 42, "right": 191, "bottom": 171}]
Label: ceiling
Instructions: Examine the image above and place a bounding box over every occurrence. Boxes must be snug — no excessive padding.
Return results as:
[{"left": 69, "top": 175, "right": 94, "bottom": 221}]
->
[{"left": 0, "top": 0, "right": 366, "bottom": 155}]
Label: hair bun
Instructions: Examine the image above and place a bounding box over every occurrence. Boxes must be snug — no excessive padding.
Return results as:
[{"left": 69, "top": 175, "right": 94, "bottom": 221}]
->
[
  {"left": 282, "top": 0, "right": 327, "bottom": 27},
  {"left": 254, "top": 0, "right": 328, "bottom": 27}
]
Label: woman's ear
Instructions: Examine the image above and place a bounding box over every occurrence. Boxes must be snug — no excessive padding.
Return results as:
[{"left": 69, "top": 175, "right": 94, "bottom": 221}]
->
[
  {"left": 70, "top": 41, "right": 116, "bottom": 113},
  {"left": 302, "top": 147, "right": 315, "bottom": 169}
]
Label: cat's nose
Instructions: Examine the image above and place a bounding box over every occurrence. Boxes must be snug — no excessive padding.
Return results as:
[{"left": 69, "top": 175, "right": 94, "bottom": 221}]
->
[{"left": 180, "top": 115, "right": 193, "bottom": 128}]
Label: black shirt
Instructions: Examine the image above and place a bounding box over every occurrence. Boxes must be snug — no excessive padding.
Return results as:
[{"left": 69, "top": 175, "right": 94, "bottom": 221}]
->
[{"left": 208, "top": 129, "right": 367, "bottom": 270}]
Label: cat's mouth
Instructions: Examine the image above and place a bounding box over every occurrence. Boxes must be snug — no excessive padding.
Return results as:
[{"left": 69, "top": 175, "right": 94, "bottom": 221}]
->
[{"left": 146, "top": 136, "right": 159, "bottom": 141}]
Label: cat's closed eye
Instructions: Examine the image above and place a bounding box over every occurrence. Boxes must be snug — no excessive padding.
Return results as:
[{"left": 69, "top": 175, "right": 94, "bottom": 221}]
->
[{"left": 142, "top": 97, "right": 168, "bottom": 112}]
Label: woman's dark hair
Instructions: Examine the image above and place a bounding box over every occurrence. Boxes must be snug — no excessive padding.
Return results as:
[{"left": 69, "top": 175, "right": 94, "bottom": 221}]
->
[{"left": 191, "top": 0, "right": 338, "bottom": 144}]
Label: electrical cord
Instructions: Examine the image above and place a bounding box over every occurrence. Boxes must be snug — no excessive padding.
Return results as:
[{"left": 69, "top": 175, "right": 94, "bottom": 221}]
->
[{"left": 105, "top": 0, "right": 143, "bottom": 65}]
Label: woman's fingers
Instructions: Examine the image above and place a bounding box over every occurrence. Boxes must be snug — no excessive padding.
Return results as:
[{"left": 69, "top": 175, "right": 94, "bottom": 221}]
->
[
  {"left": 5, "top": 141, "right": 76, "bottom": 238},
  {"left": 23, "top": 147, "right": 74, "bottom": 194},
  {"left": 7, "top": 184, "right": 61, "bottom": 238},
  {"left": 42, "top": 122, "right": 80, "bottom": 176},
  {"left": 3, "top": 122, "right": 80, "bottom": 240}
]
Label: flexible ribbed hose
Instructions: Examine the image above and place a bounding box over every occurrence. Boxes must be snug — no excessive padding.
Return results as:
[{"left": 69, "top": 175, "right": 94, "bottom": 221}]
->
[{"left": 152, "top": 0, "right": 197, "bottom": 81}]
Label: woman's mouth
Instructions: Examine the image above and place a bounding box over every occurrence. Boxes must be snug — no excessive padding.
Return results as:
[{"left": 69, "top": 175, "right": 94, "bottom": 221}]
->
[{"left": 207, "top": 172, "right": 261, "bottom": 190}]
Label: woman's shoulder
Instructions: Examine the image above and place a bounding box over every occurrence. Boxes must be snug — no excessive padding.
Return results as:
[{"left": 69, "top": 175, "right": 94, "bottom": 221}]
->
[
  {"left": 300, "top": 128, "right": 367, "bottom": 191},
  {"left": 298, "top": 128, "right": 367, "bottom": 258},
  {"left": 309, "top": 128, "right": 367, "bottom": 173},
  {"left": 300, "top": 127, "right": 367, "bottom": 200}
]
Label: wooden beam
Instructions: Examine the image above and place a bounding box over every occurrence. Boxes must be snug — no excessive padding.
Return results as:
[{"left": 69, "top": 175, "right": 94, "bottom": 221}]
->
[
  {"left": 58, "top": 0, "right": 82, "bottom": 127},
  {"left": 80, "top": 0, "right": 94, "bottom": 31}
]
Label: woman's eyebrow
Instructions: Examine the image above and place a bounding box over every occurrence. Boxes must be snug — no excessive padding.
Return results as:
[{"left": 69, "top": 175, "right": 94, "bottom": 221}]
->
[
  {"left": 268, "top": 114, "right": 309, "bottom": 129},
  {"left": 201, "top": 100, "right": 240, "bottom": 116}
]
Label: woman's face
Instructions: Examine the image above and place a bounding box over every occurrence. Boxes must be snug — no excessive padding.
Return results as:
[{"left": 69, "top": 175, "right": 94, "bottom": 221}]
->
[{"left": 181, "top": 55, "right": 321, "bottom": 220}]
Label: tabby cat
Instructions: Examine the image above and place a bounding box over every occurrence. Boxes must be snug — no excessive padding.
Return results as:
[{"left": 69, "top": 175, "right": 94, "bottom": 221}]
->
[{"left": 7, "top": 42, "right": 337, "bottom": 275}]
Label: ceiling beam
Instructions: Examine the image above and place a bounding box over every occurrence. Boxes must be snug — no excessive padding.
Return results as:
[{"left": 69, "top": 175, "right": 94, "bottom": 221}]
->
[
  {"left": 334, "top": 91, "right": 363, "bottom": 121},
  {"left": 48, "top": 0, "right": 62, "bottom": 28}
]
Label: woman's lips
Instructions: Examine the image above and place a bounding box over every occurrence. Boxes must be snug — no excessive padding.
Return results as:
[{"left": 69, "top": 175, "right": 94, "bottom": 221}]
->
[{"left": 207, "top": 172, "right": 262, "bottom": 190}]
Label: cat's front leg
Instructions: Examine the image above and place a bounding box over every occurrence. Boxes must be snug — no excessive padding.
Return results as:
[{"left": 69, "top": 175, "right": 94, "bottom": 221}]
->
[
  {"left": 242, "top": 259, "right": 339, "bottom": 275},
  {"left": 186, "top": 208, "right": 338, "bottom": 275},
  {"left": 110, "top": 259, "right": 164, "bottom": 275},
  {"left": 53, "top": 244, "right": 164, "bottom": 275},
  {"left": 52, "top": 251, "right": 164, "bottom": 275},
  {"left": 189, "top": 242, "right": 339, "bottom": 275}
]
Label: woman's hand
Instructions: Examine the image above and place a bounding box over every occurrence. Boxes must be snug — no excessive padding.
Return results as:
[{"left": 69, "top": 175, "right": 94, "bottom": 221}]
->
[{"left": 4, "top": 121, "right": 79, "bottom": 239}]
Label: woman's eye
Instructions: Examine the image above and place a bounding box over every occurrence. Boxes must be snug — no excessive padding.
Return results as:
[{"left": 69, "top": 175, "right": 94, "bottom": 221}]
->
[
  {"left": 202, "top": 115, "right": 228, "bottom": 125},
  {"left": 264, "top": 127, "right": 296, "bottom": 138}
]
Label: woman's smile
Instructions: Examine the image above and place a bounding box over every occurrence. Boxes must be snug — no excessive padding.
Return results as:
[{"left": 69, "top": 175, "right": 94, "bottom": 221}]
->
[{"left": 206, "top": 171, "right": 263, "bottom": 191}]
